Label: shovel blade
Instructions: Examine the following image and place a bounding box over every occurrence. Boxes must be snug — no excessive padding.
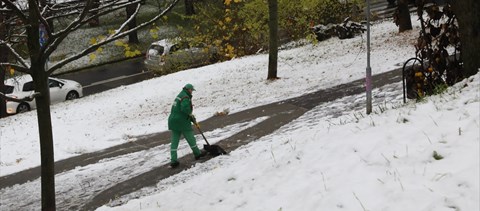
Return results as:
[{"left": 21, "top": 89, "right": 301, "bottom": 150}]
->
[{"left": 204, "top": 144, "right": 228, "bottom": 156}]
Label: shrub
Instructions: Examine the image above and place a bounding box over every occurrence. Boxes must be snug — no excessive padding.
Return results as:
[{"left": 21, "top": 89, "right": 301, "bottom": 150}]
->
[{"left": 179, "top": 0, "right": 364, "bottom": 59}]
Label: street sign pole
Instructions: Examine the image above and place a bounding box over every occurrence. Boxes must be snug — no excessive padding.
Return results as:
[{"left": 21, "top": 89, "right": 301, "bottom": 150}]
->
[{"left": 366, "top": 0, "right": 372, "bottom": 114}]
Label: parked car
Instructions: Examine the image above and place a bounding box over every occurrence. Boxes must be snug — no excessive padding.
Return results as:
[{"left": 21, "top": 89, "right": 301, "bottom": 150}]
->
[
  {"left": 3, "top": 75, "right": 83, "bottom": 114},
  {"left": 144, "top": 39, "right": 218, "bottom": 73}
]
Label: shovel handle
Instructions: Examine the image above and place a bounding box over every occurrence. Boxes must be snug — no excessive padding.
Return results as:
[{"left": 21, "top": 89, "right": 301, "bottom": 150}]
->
[{"left": 194, "top": 121, "right": 211, "bottom": 146}]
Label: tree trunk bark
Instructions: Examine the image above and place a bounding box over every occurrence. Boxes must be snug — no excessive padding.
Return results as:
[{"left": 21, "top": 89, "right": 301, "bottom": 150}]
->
[
  {"left": 267, "top": 0, "right": 278, "bottom": 80},
  {"left": 32, "top": 69, "right": 56, "bottom": 211},
  {"left": 185, "top": 0, "right": 195, "bottom": 16},
  {"left": 452, "top": 0, "right": 480, "bottom": 77},
  {"left": 89, "top": 0, "right": 100, "bottom": 27},
  {"left": 26, "top": 1, "right": 56, "bottom": 208},
  {"left": 0, "top": 10, "right": 8, "bottom": 118},
  {"left": 397, "top": 0, "right": 412, "bottom": 32},
  {"left": 127, "top": 0, "right": 139, "bottom": 44}
]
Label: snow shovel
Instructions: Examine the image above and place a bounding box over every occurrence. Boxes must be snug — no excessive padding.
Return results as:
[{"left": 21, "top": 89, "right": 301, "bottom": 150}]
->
[{"left": 194, "top": 122, "right": 228, "bottom": 156}]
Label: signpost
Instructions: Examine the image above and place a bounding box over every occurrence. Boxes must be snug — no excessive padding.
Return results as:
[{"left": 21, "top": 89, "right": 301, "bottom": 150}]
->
[{"left": 366, "top": 0, "right": 372, "bottom": 114}]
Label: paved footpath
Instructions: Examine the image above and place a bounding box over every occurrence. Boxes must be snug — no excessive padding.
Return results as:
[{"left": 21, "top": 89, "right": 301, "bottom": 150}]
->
[{"left": 0, "top": 67, "right": 404, "bottom": 210}]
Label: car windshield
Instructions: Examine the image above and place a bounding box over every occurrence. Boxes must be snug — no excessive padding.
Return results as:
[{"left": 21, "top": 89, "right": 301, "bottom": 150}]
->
[
  {"left": 148, "top": 45, "right": 164, "bottom": 56},
  {"left": 3, "top": 85, "right": 14, "bottom": 94}
]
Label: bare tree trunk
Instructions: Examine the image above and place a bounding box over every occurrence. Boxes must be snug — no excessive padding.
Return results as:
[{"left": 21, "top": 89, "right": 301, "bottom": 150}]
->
[
  {"left": 89, "top": 0, "right": 100, "bottom": 27},
  {"left": 452, "top": 0, "right": 480, "bottom": 76},
  {"left": 185, "top": 0, "right": 195, "bottom": 16},
  {"left": 127, "top": 0, "right": 139, "bottom": 44},
  {"left": 33, "top": 69, "right": 55, "bottom": 211},
  {"left": 396, "top": 0, "right": 412, "bottom": 32},
  {"left": 0, "top": 9, "right": 7, "bottom": 118},
  {"left": 267, "top": 0, "right": 278, "bottom": 80},
  {"left": 26, "top": 1, "right": 56, "bottom": 208}
]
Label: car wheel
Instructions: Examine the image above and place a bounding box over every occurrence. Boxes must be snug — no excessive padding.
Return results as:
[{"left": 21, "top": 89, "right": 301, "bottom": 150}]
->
[
  {"left": 17, "top": 103, "right": 30, "bottom": 113},
  {"left": 66, "top": 91, "right": 79, "bottom": 100}
]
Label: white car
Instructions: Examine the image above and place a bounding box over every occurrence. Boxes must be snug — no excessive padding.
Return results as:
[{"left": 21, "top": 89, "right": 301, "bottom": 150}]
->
[
  {"left": 144, "top": 39, "right": 218, "bottom": 73},
  {"left": 4, "top": 75, "right": 83, "bottom": 114}
]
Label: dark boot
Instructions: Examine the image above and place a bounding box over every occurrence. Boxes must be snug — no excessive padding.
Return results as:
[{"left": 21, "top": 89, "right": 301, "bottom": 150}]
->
[{"left": 170, "top": 161, "right": 180, "bottom": 168}]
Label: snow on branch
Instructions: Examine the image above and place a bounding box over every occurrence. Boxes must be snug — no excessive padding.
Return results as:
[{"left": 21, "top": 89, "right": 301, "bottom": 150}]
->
[
  {"left": 0, "top": 91, "right": 40, "bottom": 102},
  {"left": 47, "top": 0, "right": 180, "bottom": 74},
  {"left": 0, "top": 40, "right": 31, "bottom": 70},
  {"left": 45, "top": 0, "right": 139, "bottom": 56},
  {"left": 0, "top": 0, "right": 28, "bottom": 22},
  {"left": 0, "top": 63, "right": 31, "bottom": 74}
]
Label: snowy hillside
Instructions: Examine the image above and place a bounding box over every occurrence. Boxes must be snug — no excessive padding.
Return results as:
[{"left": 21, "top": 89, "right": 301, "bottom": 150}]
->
[
  {"left": 99, "top": 71, "right": 480, "bottom": 211},
  {"left": 0, "top": 15, "right": 478, "bottom": 211}
]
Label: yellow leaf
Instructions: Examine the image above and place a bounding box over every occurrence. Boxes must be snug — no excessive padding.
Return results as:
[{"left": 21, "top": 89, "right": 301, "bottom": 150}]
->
[
  {"left": 89, "top": 38, "right": 97, "bottom": 45},
  {"left": 97, "top": 35, "right": 106, "bottom": 42},
  {"left": 115, "top": 40, "right": 124, "bottom": 46},
  {"left": 225, "top": 17, "right": 232, "bottom": 23},
  {"left": 218, "top": 21, "right": 224, "bottom": 26},
  {"left": 234, "top": 0, "right": 241, "bottom": 2},
  {"left": 9, "top": 67, "right": 15, "bottom": 75},
  {"left": 226, "top": 44, "right": 234, "bottom": 53},
  {"left": 134, "top": 50, "right": 141, "bottom": 55},
  {"left": 224, "top": 0, "right": 231, "bottom": 6},
  {"left": 89, "top": 53, "right": 96, "bottom": 62},
  {"left": 96, "top": 47, "right": 103, "bottom": 53},
  {"left": 108, "top": 29, "right": 116, "bottom": 35}
]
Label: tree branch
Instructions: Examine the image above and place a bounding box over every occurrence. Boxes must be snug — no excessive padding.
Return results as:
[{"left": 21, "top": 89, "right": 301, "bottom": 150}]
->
[
  {"left": 44, "top": 0, "right": 134, "bottom": 27},
  {"left": 36, "top": 3, "right": 53, "bottom": 38},
  {"left": 0, "top": 63, "right": 31, "bottom": 74},
  {"left": 112, "top": 2, "right": 141, "bottom": 37},
  {"left": 0, "top": 91, "right": 40, "bottom": 102},
  {"left": 47, "top": 0, "right": 180, "bottom": 74},
  {"left": 67, "top": 0, "right": 142, "bottom": 33},
  {"left": 0, "top": 0, "right": 28, "bottom": 23},
  {"left": 44, "top": 0, "right": 95, "bottom": 57},
  {"left": 0, "top": 40, "right": 31, "bottom": 69}
]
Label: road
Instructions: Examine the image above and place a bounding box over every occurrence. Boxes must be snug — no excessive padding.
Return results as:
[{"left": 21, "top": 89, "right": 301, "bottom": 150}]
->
[{"left": 55, "top": 57, "right": 153, "bottom": 96}]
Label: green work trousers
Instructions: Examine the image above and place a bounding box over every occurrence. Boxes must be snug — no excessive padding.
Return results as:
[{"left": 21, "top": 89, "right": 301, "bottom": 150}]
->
[{"left": 170, "top": 130, "right": 201, "bottom": 163}]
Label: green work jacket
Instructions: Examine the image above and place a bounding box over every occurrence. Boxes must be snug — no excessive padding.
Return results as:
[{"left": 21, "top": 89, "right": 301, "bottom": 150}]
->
[{"left": 168, "top": 89, "right": 194, "bottom": 131}]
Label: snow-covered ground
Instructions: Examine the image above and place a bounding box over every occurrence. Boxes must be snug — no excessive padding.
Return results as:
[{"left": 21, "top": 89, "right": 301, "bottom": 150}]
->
[{"left": 1, "top": 16, "right": 479, "bottom": 211}]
